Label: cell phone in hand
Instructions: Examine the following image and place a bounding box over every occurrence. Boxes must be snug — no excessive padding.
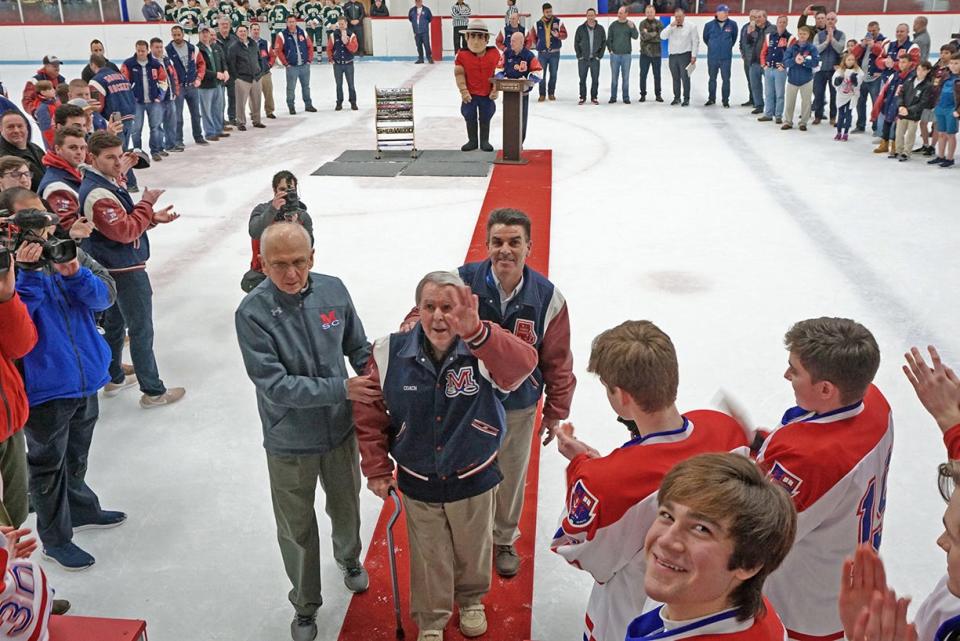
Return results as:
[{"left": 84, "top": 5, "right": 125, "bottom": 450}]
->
[{"left": 110, "top": 111, "right": 122, "bottom": 123}]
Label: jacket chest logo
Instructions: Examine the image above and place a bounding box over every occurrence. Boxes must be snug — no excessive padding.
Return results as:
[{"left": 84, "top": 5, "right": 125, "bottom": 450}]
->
[
  {"left": 512, "top": 60, "right": 528, "bottom": 72},
  {"left": 320, "top": 310, "right": 340, "bottom": 329},
  {"left": 444, "top": 366, "right": 479, "bottom": 398},
  {"left": 513, "top": 318, "right": 537, "bottom": 345}
]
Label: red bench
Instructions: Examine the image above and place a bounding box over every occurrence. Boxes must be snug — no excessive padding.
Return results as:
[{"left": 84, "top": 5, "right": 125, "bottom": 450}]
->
[{"left": 49, "top": 615, "right": 148, "bottom": 641}]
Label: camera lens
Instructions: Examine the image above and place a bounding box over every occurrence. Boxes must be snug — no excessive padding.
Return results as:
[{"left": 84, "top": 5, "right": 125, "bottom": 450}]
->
[{"left": 42, "top": 238, "right": 78, "bottom": 264}]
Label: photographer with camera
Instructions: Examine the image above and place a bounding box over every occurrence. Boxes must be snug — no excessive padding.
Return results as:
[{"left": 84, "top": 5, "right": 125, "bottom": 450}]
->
[
  {"left": 79, "top": 131, "right": 185, "bottom": 409},
  {"left": 9, "top": 208, "right": 127, "bottom": 571},
  {"left": 244, "top": 170, "right": 314, "bottom": 292}
]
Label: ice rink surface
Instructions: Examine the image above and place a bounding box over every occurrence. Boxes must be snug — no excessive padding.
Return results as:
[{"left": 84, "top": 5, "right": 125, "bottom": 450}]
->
[{"left": 0, "top": 57, "right": 957, "bottom": 640}]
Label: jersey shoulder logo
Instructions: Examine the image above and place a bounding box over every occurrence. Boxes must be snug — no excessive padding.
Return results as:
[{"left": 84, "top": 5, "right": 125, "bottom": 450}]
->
[
  {"left": 567, "top": 479, "right": 599, "bottom": 528},
  {"left": 445, "top": 366, "right": 480, "bottom": 398},
  {"left": 768, "top": 461, "right": 803, "bottom": 497}
]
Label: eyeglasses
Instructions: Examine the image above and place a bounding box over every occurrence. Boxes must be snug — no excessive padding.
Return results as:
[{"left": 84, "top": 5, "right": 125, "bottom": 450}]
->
[
  {"left": 3, "top": 171, "right": 32, "bottom": 180},
  {"left": 267, "top": 258, "right": 310, "bottom": 272},
  {"left": 939, "top": 462, "right": 957, "bottom": 503}
]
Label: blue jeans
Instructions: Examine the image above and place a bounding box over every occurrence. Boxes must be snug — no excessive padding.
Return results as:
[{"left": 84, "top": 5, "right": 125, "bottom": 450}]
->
[
  {"left": 133, "top": 102, "right": 163, "bottom": 155},
  {"left": 538, "top": 50, "right": 560, "bottom": 97},
  {"left": 749, "top": 62, "right": 765, "bottom": 109},
  {"left": 856, "top": 78, "right": 881, "bottom": 131},
  {"left": 161, "top": 99, "right": 177, "bottom": 150},
  {"left": 175, "top": 84, "right": 204, "bottom": 144},
  {"left": 460, "top": 95, "right": 496, "bottom": 126},
  {"left": 763, "top": 67, "right": 786, "bottom": 118},
  {"left": 813, "top": 68, "right": 837, "bottom": 120},
  {"left": 837, "top": 102, "right": 853, "bottom": 133},
  {"left": 24, "top": 395, "right": 104, "bottom": 549},
  {"left": 707, "top": 58, "right": 731, "bottom": 102},
  {"left": 333, "top": 63, "right": 357, "bottom": 104},
  {"left": 120, "top": 118, "right": 137, "bottom": 189},
  {"left": 102, "top": 269, "right": 166, "bottom": 397},
  {"left": 198, "top": 86, "right": 223, "bottom": 137},
  {"left": 285, "top": 64, "right": 313, "bottom": 110},
  {"left": 609, "top": 53, "right": 632, "bottom": 101},
  {"left": 414, "top": 31, "right": 432, "bottom": 61}
]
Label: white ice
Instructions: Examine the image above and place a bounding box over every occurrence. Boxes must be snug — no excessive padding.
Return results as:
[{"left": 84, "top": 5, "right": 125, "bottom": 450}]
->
[{"left": 0, "top": 57, "right": 956, "bottom": 641}]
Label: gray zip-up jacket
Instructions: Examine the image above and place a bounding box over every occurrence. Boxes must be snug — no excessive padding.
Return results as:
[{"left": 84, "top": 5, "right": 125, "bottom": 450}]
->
[{"left": 235, "top": 272, "right": 371, "bottom": 456}]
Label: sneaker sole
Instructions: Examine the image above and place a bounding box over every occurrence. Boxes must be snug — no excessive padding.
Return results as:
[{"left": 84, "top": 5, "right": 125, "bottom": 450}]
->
[
  {"left": 102, "top": 384, "right": 137, "bottom": 398},
  {"left": 42, "top": 551, "right": 95, "bottom": 571},
  {"left": 73, "top": 519, "right": 126, "bottom": 532},
  {"left": 460, "top": 621, "right": 488, "bottom": 638}
]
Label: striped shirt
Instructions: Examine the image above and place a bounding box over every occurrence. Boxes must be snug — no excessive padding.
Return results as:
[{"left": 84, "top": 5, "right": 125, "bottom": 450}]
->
[{"left": 452, "top": 1, "right": 471, "bottom": 27}]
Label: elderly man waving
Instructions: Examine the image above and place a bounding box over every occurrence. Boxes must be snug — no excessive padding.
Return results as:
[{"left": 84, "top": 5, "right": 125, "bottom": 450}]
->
[{"left": 355, "top": 271, "right": 537, "bottom": 641}]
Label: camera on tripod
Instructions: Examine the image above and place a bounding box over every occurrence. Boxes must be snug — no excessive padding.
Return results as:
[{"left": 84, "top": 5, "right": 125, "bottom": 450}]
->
[{"left": 0, "top": 209, "right": 78, "bottom": 273}]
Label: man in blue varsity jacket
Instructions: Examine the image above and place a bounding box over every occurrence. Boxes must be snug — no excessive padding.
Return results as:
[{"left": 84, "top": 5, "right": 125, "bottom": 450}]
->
[
  {"left": 120, "top": 41, "right": 169, "bottom": 161},
  {"left": 357, "top": 271, "right": 538, "bottom": 641},
  {"left": 166, "top": 25, "right": 209, "bottom": 148},
  {"left": 275, "top": 14, "right": 317, "bottom": 115},
  {"left": 495, "top": 32, "right": 542, "bottom": 142},
  {"left": 527, "top": 2, "right": 567, "bottom": 101},
  {"left": 400, "top": 208, "right": 576, "bottom": 579}
]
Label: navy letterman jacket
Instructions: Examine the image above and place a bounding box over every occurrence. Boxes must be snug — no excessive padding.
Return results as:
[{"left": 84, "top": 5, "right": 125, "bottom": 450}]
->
[{"left": 355, "top": 322, "right": 537, "bottom": 503}]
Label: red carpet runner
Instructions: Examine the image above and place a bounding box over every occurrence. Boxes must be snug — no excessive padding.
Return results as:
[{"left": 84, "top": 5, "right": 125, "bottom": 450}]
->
[{"left": 338, "top": 151, "right": 553, "bottom": 641}]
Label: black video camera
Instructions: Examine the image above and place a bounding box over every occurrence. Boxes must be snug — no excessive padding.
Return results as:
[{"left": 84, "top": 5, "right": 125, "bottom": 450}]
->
[
  {"left": 0, "top": 209, "right": 78, "bottom": 271},
  {"left": 0, "top": 246, "right": 10, "bottom": 275},
  {"left": 275, "top": 188, "right": 301, "bottom": 221}
]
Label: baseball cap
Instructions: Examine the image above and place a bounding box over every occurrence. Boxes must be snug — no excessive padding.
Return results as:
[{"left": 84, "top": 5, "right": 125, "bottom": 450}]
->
[
  {"left": 717, "top": 4, "right": 730, "bottom": 11},
  {"left": 42, "top": 55, "right": 61, "bottom": 66}
]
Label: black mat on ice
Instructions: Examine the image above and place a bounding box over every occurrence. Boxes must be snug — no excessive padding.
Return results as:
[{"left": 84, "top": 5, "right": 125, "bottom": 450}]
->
[{"left": 312, "top": 149, "right": 494, "bottom": 177}]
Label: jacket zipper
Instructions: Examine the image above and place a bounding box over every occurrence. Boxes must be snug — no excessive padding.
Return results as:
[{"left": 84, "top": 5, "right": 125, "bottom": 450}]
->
[
  {"left": 297, "top": 300, "right": 333, "bottom": 450},
  {"left": 54, "top": 277, "right": 87, "bottom": 393}
]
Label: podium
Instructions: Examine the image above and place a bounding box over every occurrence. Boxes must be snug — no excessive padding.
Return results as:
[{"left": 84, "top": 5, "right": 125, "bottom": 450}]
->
[{"left": 493, "top": 78, "right": 533, "bottom": 165}]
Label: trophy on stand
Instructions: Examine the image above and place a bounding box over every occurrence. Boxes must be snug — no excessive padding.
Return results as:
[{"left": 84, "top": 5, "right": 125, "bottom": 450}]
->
[{"left": 493, "top": 77, "right": 534, "bottom": 165}]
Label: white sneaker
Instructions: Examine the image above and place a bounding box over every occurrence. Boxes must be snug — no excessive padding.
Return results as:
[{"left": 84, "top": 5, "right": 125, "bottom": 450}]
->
[
  {"left": 139, "top": 387, "right": 186, "bottom": 409},
  {"left": 417, "top": 631, "right": 443, "bottom": 641},
  {"left": 103, "top": 374, "right": 138, "bottom": 397},
  {"left": 459, "top": 604, "right": 487, "bottom": 638}
]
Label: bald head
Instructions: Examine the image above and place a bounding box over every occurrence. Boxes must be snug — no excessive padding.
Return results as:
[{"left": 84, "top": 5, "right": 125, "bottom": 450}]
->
[
  {"left": 510, "top": 31, "right": 524, "bottom": 51},
  {"left": 260, "top": 223, "right": 314, "bottom": 294},
  {"left": 261, "top": 222, "right": 311, "bottom": 258}
]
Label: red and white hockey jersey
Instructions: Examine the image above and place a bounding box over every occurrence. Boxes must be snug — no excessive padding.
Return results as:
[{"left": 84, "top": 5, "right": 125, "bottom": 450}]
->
[
  {"left": 0, "top": 537, "right": 53, "bottom": 641},
  {"left": 915, "top": 574, "right": 960, "bottom": 641},
  {"left": 757, "top": 384, "right": 894, "bottom": 641},
  {"left": 551, "top": 410, "right": 750, "bottom": 641},
  {"left": 624, "top": 598, "right": 789, "bottom": 641}
]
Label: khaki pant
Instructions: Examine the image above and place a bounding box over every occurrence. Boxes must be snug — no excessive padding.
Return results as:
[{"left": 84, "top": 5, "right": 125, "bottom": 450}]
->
[
  {"left": 404, "top": 488, "right": 495, "bottom": 631},
  {"left": 784, "top": 80, "right": 813, "bottom": 126},
  {"left": 266, "top": 434, "right": 363, "bottom": 617},
  {"left": 895, "top": 119, "right": 919, "bottom": 155},
  {"left": 0, "top": 431, "right": 28, "bottom": 527},
  {"left": 235, "top": 78, "right": 263, "bottom": 126},
  {"left": 261, "top": 71, "right": 275, "bottom": 117},
  {"left": 493, "top": 405, "right": 538, "bottom": 546}
]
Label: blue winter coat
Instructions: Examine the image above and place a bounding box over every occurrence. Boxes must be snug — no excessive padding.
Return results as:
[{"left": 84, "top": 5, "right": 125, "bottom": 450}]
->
[
  {"left": 408, "top": 5, "right": 432, "bottom": 33},
  {"left": 703, "top": 17, "right": 738, "bottom": 61},
  {"left": 785, "top": 41, "right": 819, "bottom": 86}
]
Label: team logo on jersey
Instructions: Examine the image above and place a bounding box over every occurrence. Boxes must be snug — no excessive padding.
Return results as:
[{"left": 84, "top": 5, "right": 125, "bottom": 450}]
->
[
  {"left": 513, "top": 319, "right": 538, "bottom": 345},
  {"left": 445, "top": 367, "right": 480, "bottom": 397},
  {"left": 566, "top": 479, "right": 599, "bottom": 528},
  {"left": 512, "top": 60, "right": 528, "bottom": 73},
  {"left": 768, "top": 462, "right": 803, "bottom": 497},
  {"left": 320, "top": 310, "right": 340, "bottom": 330}
]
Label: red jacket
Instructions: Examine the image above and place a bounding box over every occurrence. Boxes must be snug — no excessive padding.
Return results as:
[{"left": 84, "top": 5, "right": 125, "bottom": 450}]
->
[
  {"left": 0, "top": 293, "right": 38, "bottom": 442},
  {"left": 21, "top": 68, "right": 64, "bottom": 116}
]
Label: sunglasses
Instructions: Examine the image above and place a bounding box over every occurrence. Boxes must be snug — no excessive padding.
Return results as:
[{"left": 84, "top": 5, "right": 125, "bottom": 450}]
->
[{"left": 939, "top": 462, "right": 957, "bottom": 503}]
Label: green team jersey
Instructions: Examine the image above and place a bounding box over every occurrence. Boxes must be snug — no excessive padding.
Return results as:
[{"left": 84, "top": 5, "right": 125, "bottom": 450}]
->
[
  {"left": 164, "top": 4, "right": 179, "bottom": 20},
  {"left": 294, "top": 0, "right": 309, "bottom": 17},
  {"left": 302, "top": 2, "right": 322, "bottom": 28},
  {"left": 230, "top": 7, "right": 250, "bottom": 28},
  {"left": 322, "top": 4, "right": 343, "bottom": 30},
  {"left": 203, "top": 6, "right": 221, "bottom": 26},
  {"left": 177, "top": 5, "right": 203, "bottom": 31},
  {"left": 267, "top": 3, "right": 291, "bottom": 30}
]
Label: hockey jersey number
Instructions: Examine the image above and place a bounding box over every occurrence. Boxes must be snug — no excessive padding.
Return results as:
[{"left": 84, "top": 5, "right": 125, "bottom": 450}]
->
[{"left": 857, "top": 447, "right": 891, "bottom": 551}]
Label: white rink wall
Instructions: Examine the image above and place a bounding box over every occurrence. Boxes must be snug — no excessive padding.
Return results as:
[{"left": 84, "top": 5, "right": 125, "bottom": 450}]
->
[{"left": 0, "top": 11, "right": 957, "bottom": 61}]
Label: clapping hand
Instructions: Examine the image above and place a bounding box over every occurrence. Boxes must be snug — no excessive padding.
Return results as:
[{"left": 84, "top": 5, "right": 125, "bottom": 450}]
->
[
  {"left": 795, "top": 53, "right": 805, "bottom": 64},
  {"left": 839, "top": 544, "right": 888, "bottom": 641},
  {"left": 903, "top": 345, "right": 960, "bottom": 433},
  {"left": 140, "top": 187, "right": 165, "bottom": 205},
  {"left": 152, "top": 205, "right": 180, "bottom": 224},
  {"left": 442, "top": 285, "right": 481, "bottom": 339},
  {"left": 69, "top": 217, "right": 94, "bottom": 240},
  {"left": 0, "top": 526, "right": 39, "bottom": 559},
  {"left": 119, "top": 151, "right": 140, "bottom": 176}
]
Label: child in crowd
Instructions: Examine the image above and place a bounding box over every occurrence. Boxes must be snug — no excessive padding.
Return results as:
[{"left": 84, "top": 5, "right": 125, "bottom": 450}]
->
[
  {"left": 917, "top": 44, "right": 956, "bottom": 155},
  {"left": 877, "top": 55, "right": 916, "bottom": 157},
  {"left": 833, "top": 52, "right": 863, "bottom": 140},
  {"left": 33, "top": 80, "right": 60, "bottom": 150},
  {"left": 895, "top": 60, "right": 935, "bottom": 161},
  {"left": 782, "top": 26, "right": 820, "bottom": 131},
  {"left": 928, "top": 55, "right": 960, "bottom": 168}
]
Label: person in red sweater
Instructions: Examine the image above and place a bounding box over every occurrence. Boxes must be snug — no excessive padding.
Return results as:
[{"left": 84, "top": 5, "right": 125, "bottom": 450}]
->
[
  {"left": 20, "top": 56, "right": 65, "bottom": 118},
  {"left": 0, "top": 259, "right": 38, "bottom": 529}
]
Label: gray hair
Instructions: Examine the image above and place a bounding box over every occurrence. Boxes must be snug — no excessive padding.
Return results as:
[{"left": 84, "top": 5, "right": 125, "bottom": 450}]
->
[
  {"left": 415, "top": 271, "right": 465, "bottom": 306},
  {"left": 915, "top": 16, "right": 927, "bottom": 26}
]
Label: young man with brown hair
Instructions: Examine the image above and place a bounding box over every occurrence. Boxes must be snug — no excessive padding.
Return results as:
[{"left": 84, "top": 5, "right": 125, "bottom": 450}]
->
[
  {"left": 551, "top": 320, "right": 750, "bottom": 641},
  {"left": 625, "top": 452, "right": 796, "bottom": 641},
  {"left": 756, "top": 317, "right": 893, "bottom": 641}
]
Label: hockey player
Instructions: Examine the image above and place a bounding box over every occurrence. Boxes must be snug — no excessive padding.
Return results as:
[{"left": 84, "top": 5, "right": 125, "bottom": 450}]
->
[
  {"left": 455, "top": 19, "right": 501, "bottom": 152},
  {"left": 624, "top": 453, "right": 796, "bottom": 641},
  {"left": 833, "top": 344, "right": 960, "bottom": 641},
  {"left": 177, "top": 0, "right": 204, "bottom": 41},
  {"left": 302, "top": 0, "right": 325, "bottom": 59},
  {"left": 268, "top": 0, "right": 293, "bottom": 41},
  {"left": 0, "top": 526, "right": 54, "bottom": 641},
  {"left": 322, "top": 0, "right": 345, "bottom": 47},
  {"left": 399, "top": 208, "right": 576, "bottom": 578},
  {"left": 756, "top": 317, "right": 893, "bottom": 641},
  {"left": 551, "top": 320, "right": 751, "bottom": 641}
]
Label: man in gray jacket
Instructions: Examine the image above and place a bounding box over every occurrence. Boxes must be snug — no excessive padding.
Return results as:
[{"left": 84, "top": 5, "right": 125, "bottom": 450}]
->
[
  {"left": 812, "top": 12, "right": 844, "bottom": 125},
  {"left": 235, "top": 222, "right": 380, "bottom": 641}
]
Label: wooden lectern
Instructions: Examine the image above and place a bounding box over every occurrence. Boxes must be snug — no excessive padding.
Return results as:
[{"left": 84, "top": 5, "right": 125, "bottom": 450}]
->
[{"left": 493, "top": 78, "right": 532, "bottom": 165}]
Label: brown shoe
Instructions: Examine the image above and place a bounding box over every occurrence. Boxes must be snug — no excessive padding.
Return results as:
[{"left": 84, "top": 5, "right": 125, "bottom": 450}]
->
[
  {"left": 140, "top": 387, "right": 186, "bottom": 409},
  {"left": 873, "top": 140, "right": 889, "bottom": 153},
  {"left": 780, "top": 123, "right": 793, "bottom": 130},
  {"left": 812, "top": 117, "right": 822, "bottom": 125},
  {"left": 52, "top": 599, "right": 71, "bottom": 615},
  {"left": 103, "top": 374, "right": 138, "bottom": 398},
  {"left": 537, "top": 95, "right": 546, "bottom": 102},
  {"left": 495, "top": 544, "right": 520, "bottom": 577},
  {"left": 548, "top": 94, "right": 556, "bottom": 101}
]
